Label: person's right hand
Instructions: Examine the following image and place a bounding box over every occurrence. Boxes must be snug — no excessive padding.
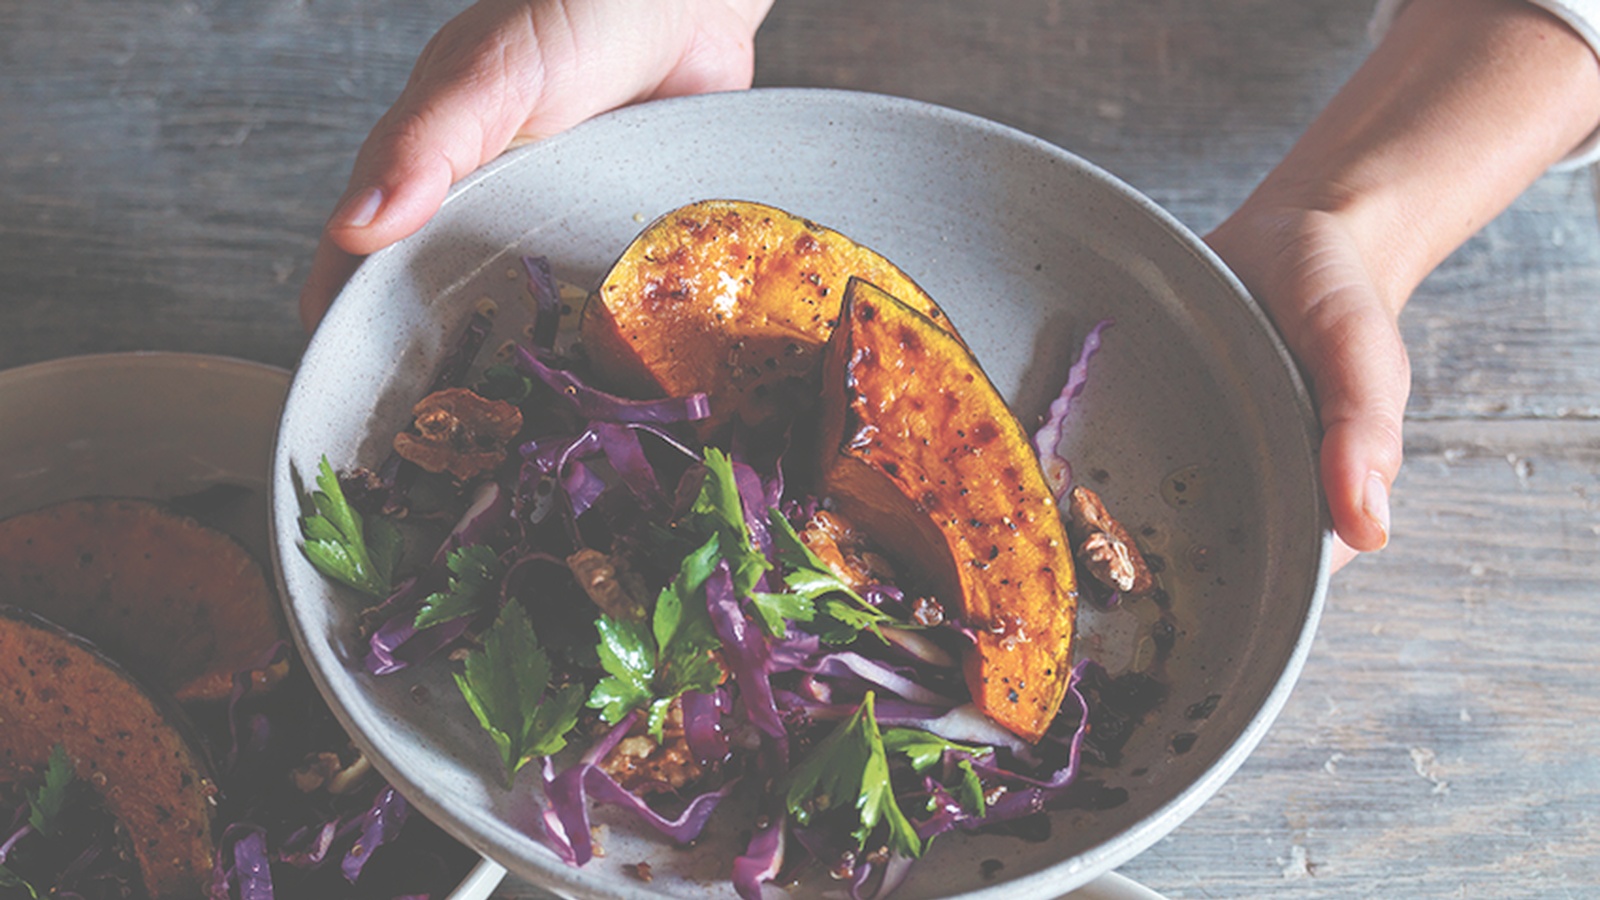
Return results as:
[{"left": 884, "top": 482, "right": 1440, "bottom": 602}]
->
[{"left": 299, "top": 0, "right": 773, "bottom": 329}]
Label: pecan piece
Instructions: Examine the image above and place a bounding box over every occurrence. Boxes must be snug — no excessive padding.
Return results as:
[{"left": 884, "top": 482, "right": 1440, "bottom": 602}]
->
[
  {"left": 392, "top": 387, "right": 522, "bottom": 481},
  {"left": 568, "top": 548, "right": 648, "bottom": 622},
  {"left": 598, "top": 699, "right": 706, "bottom": 793},
  {"left": 1065, "top": 486, "right": 1154, "bottom": 595},
  {"left": 799, "top": 508, "right": 896, "bottom": 591}
]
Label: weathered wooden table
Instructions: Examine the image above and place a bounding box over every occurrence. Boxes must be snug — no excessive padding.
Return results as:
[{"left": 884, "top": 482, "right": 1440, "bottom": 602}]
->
[{"left": 3, "top": 1, "right": 1597, "bottom": 897}]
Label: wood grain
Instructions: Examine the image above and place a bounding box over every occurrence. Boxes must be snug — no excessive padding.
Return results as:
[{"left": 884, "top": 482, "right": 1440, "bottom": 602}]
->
[{"left": 2, "top": 0, "right": 1597, "bottom": 896}]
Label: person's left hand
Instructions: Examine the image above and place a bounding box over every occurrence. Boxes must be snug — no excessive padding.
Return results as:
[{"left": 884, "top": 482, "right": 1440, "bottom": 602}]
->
[{"left": 299, "top": 0, "right": 772, "bottom": 329}]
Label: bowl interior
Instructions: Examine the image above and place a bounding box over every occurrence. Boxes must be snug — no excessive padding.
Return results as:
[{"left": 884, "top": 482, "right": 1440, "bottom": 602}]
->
[
  {"left": 0, "top": 353, "right": 286, "bottom": 551},
  {"left": 272, "top": 88, "right": 1329, "bottom": 900}
]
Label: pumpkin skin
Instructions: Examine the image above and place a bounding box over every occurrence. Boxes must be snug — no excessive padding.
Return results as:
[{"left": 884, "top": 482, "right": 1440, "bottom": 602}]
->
[
  {"left": 0, "top": 497, "right": 284, "bottom": 703},
  {"left": 580, "top": 199, "right": 959, "bottom": 437},
  {"left": 0, "top": 604, "right": 218, "bottom": 899},
  {"left": 816, "top": 279, "right": 1079, "bottom": 743}
]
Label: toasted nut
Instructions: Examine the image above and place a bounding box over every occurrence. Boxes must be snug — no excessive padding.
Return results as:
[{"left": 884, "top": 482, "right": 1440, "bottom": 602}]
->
[
  {"left": 1081, "top": 531, "right": 1138, "bottom": 592},
  {"left": 1065, "top": 486, "right": 1154, "bottom": 594},
  {"left": 393, "top": 387, "right": 522, "bottom": 480},
  {"left": 290, "top": 752, "right": 343, "bottom": 793},
  {"left": 568, "top": 548, "right": 647, "bottom": 621}
]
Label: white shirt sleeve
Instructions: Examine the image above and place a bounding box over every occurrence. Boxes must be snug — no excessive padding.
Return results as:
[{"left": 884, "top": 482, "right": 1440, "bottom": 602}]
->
[{"left": 1369, "top": 0, "right": 1600, "bottom": 170}]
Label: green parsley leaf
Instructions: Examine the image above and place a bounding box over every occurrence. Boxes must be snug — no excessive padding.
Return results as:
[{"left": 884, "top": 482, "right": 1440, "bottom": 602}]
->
[
  {"left": 882, "top": 728, "right": 993, "bottom": 817},
  {"left": 27, "top": 743, "right": 74, "bottom": 836},
  {"left": 589, "top": 534, "right": 728, "bottom": 740},
  {"left": 477, "top": 363, "right": 534, "bottom": 403},
  {"left": 0, "top": 866, "right": 39, "bottom": 899},
  {"left": 589, "top": 615, "right": 656, "bottom": 725},
  {"left": 415, "top": 544, "right": 504, "bottom": 629},
  {"left": 744, "top": 589, "right": 816, "bottom": 639},
  {"left": 298, "top": 456, "right": 401, "bottom": 598},
  {"left": 784, "top": 692, "right": 922, "bottom": 859},
  {"left": 766, "top": 509, "right": 895, "bottom": 642},
  {"left": 454, "top": 602, "right": 584, "bottom": 787},
  {"left": 686, "top": 449, "right": 770, "bottom": 595}
]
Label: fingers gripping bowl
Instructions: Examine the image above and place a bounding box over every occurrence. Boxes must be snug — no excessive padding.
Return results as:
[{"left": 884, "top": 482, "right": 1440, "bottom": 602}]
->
[{"left": 271, "top": 89, "right": 1330, "bottom": 899}]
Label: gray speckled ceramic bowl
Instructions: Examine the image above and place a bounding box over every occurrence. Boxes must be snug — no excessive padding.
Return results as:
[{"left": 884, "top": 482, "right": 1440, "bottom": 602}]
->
[{"left": 271, "top": 88, "right": 1330, "bottom": 900}]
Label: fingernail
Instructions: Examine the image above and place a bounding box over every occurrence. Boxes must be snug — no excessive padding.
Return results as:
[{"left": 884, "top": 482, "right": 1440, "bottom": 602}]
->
[
  {"left": 1363, "top": 472, "right": 1391, "bottom": 549},
  {"left": 332, "top": 187, "right": 383, "bottom": 229}
]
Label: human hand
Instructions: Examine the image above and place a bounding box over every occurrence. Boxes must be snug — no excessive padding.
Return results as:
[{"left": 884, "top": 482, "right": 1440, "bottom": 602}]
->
[
  {"left": 1206, "top": 0, "right": 1600, "bottom": 571},
  {"left": 1206, "top": 202, "right": 1408, "bottom": 571},
  {"left": 299, "top": 0, "right": 772, "bottom": 329}
]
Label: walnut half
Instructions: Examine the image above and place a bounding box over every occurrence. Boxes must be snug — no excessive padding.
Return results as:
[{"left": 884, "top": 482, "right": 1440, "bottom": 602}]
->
[
  {"left": 1065, "top": 486, "right": 1154, "bottom": 595},
  {"left": 393, "top": 387, "right": 522, "bottom": 481}
]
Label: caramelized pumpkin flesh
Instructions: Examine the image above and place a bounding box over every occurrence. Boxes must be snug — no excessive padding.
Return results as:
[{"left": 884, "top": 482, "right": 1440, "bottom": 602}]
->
[
  {"left": 0, "top": 498, "right": 284, "bottom": 702},
  {"left": 817, "top": 279, "right": 1078, "bottom": 742},
  {"left": 581, "top": 199, "right": 958, "bottom": 436},
  {"left": 0, "top": 605, "right": 217, "bottom": 898}
]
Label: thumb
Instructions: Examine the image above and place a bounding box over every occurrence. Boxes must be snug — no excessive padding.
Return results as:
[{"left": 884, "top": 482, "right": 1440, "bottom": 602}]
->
[
  {"left": 1208, "top": 212, "right": 1410, "bottom": 565},
  {"left": 1299, "top": 280, "right": 1409, "bottom": 557},
  {"left": 299, "top": 0, "right": 731, "bottom": 328}
]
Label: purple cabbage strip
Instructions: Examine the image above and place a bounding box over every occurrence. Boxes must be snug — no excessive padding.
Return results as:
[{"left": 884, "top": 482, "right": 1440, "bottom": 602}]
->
[
  {"left": 774, "top": 693, "right": 1036, "bottom": 764},
  {"left": 210, "top": 824, "right": 272, "bottom": 900},
  {"left": 364, "top": 483, "right": 514, "bottom": 675},
  {"left": 340, "top": 785, "right": 412, "bottom": 883},
  {"left": 731, "top": 460, "right": 775, "bottom": 565},
  {"left": 583, "top": 770, "right": 738, "bottom": 847},
  {"left": 732, "top": 813, "right": 786, "bottom": 900},
  {"left": 223, "top": 641, "right": 291, "bottom": 772},
  {"left": 541, "top": 711, "right": 736, "bottom": 867},
  {"left": 521, "top": 255, "right": 563, "bottom": 350},
  {"left": 524, "top": 425, "right": 624, "bottom": 518},
  {"left": 542, "top": 713, "right": 639, "bottom": 866},
  {"left": 952, "top": 661, "right": 1093, "bottom": 828},
  {"left": 853, "top": 852, "right": 915, "bottom": 900},
  {"left": 1032, "top": 318, "right": 1113, "bottom": 499},
  {"left": 769, "top": 630, "right": 821, "bottom": 672},
  {"left": 878, "top": 626, "right": 956, "bottom": 669},
  {"left": 430, "top": 481, "right": 509, "bottom": 566},
  {"left": 0, "top": 800, "right": 31, "bottom": 866},
  {"left": 704, "top": 562, "right": 786, "bottom": 739},
  {"left": 799, "top": 652, "right": 959, "bottom": 708},
  {"left": 732, "top": 740, "right": 794, "bottom": 900},
  {"left": 431, "top": 308, "right": 495, "bottom": 395},
  {"left": 366, "top": 610, "right": 477, "bottom": 677},
  {"left": 535, "top": 758, "right": 579, "bottom": 866},
  {"left": 561, "top": 458, "right": 609, "bottom": 520},
  {"left": 913, "top": 778, "right": 977, "bottom": 842},
  {"left": 681, "top": 688, "right": 732, "bottom": 767},
  {"left": 729, "top": 424, "right": 788, "bottom": 514},
  {"left": 513, "top": 344, "right": 710, "bottom": 425},
  {"left": 276, "top": 820, "right": 339, "bottom": 869},
  {"left": 234, "top": 828, "right": 274, "bottom": 900},
  {"left": 774, "top": 689, "right": 948, "bottom": 726},
  {"left": 593, "top": 420, "right": 669, "bottom": 512}
]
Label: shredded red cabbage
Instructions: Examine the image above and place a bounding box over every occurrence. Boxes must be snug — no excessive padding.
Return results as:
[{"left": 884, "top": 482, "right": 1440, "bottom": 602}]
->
[
  {"left": 705, "top": 563, "right": 786, "bottom": 739},
  {"left": 1033, "top": 318, "right": 1113, "bottom": 499},
  {"left": 513, "top": 344, "right": 710, "bottom": 425},
  {"left": 339, "top": 786, "right": 412, "bottom": 883},
  {"left": 521, "top": 255, "right": 563, "bottom": 350},
  {"left": 798, "top": 651, "right": 960, "bottom": 708},
  {"left": 302, "top": 269, "right": 1140, "bottom": 899}
]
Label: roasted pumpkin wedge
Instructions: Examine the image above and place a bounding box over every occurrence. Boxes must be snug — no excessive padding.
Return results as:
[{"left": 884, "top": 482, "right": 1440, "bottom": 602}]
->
[
  {"left": 581, "top": 199, "right": 961, "bottom": 435},
  {"left": 816, "top": 279, "right": 1079, "bottom": 743},
  {"left": 0, "top": 604, "right": 218, "bottom": 899},
  {"left": 0, "top": 497, "right": 284, "bottom": 703}
]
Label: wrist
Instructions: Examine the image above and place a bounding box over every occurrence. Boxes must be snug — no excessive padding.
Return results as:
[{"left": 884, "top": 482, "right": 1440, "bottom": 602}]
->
[{"left": 1230, "top": 0, "right": 1600, "bottom": 314}]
